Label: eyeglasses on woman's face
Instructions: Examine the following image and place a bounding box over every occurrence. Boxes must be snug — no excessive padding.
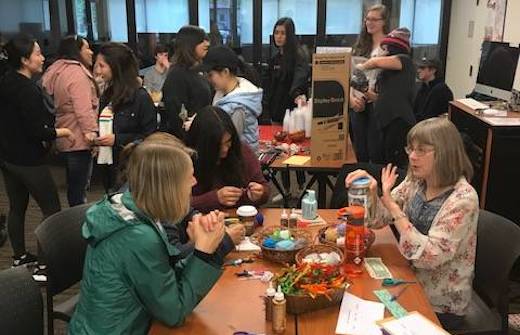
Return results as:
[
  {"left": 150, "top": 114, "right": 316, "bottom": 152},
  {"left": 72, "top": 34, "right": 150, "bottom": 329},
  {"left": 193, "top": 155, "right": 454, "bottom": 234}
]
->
[{"left": 405, "top": 145, "right": 435, "bottom": 157}]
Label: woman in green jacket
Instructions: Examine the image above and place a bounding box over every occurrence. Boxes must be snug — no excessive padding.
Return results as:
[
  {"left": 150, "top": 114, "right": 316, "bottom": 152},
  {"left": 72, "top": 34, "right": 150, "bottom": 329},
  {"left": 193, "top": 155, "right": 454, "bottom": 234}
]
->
[{"left": 68, "top": 140, "right": 225, "bottom": 334}]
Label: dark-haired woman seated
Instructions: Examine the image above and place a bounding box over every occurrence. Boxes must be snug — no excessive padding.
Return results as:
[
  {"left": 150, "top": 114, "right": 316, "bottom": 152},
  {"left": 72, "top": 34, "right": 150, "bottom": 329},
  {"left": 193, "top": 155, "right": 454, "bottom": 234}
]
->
[{"left": 186, "top": 106, "right": 269, "bottom": 213}]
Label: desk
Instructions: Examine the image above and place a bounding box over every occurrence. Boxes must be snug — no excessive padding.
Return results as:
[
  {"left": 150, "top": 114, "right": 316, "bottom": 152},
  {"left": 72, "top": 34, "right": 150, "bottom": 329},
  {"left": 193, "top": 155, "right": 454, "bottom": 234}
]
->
[
  {"left": 260, "top": 125, "right": 357, "bottom": 208},
  {"left": 449, "top": 101, "right": 520, "bottom": 224},
  {"left": 149, "top": 209, "right": 440, "bottom": 335}
]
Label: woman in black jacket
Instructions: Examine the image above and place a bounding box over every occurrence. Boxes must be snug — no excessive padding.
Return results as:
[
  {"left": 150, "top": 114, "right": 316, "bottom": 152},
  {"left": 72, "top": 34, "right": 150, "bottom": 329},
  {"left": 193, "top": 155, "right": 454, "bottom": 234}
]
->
[
  {"left": 0, "top": 35, "right": 72, "bottom": 266},
  {"left": 264, "top": 17, "right": 310, "bottom": 193},
  {"left": 264, "top": 17, "right": 310, "bottom": 123},
  {"left": 94, "top": 42, "right": 157, "bottom": 192},
  {"left": 162, "top": 25, "right": 211, "bottom": 139}
]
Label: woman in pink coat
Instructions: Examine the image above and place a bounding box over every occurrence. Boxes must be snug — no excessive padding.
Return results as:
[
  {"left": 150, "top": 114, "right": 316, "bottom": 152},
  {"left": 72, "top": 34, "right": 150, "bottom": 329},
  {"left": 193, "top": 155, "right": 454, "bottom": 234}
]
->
[{"left": 43, "top": 35, "right": 99, "bottom": 206}]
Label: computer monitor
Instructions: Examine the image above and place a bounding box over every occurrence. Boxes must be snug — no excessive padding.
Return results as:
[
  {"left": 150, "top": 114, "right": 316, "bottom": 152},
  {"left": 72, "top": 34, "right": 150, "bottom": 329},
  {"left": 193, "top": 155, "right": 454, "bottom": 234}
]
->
[{"left": 474, "top": 41, "right": 520, "bottom": 101}]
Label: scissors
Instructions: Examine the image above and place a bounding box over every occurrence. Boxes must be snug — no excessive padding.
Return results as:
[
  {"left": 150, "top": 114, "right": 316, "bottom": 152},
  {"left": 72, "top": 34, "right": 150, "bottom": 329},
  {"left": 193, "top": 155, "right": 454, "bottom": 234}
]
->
[{"left": 382, "top": 278, "right": 416, "bottom": 286}]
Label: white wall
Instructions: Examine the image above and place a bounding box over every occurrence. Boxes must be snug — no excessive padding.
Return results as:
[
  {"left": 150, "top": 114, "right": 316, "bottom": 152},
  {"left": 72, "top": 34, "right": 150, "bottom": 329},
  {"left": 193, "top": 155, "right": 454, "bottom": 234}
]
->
[
  {"left": 504, "top": 0, "right": 520, "bottom": 43},
  {"left": 446, "top": 0, "right": 520, "bottom": 98}
]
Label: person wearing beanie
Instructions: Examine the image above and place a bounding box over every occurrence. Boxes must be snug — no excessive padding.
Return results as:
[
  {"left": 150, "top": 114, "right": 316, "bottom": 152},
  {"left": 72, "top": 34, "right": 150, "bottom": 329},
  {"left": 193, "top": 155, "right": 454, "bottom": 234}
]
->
[
  {"left": 357, "top": 27, "right": 417, "bottom": 168},
  {"left": 202, "top": 45, "right": 263, "bottom": 153},
  {"left": 162, "top": 25, "right": 211, "bottom": 140},
  {"left": 413, "top": 57, "right": 454, "bottom": 121}
]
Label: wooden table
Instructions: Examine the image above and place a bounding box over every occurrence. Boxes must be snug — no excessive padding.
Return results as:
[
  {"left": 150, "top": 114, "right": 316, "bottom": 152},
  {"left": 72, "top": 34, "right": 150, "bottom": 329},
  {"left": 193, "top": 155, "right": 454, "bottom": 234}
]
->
[
  {"left": 260, "top": 125, "right": 357, "bottom": 208},
  {"left": 149, "top": 209, "right": 440, "bottom": 335}
]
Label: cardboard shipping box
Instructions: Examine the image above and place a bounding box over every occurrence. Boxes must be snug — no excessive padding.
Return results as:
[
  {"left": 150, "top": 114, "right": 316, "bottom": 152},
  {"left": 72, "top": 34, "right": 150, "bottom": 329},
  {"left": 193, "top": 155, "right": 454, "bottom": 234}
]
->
[{"left": 310, "top": 52, "right": 351, "bottom": 164}]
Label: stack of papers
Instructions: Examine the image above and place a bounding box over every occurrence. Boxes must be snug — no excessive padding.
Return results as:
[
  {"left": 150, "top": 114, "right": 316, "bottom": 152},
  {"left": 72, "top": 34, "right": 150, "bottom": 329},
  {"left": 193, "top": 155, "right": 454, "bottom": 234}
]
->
[
  {"left": 335, "top": 292, "right": 385, "bottom": 335},
  {"left": 282, "top": 155, "right": 310, "bottom": 166},
  {"left": 457, "top": 98, "right": 489, "bottom": 110}
]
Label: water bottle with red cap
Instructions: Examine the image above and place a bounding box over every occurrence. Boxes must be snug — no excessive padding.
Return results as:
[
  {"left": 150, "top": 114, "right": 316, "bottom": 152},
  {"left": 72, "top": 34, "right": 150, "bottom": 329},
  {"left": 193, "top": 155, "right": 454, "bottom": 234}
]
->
[{"left": 343, "top": 206, "right": 366, "bottom": 277}]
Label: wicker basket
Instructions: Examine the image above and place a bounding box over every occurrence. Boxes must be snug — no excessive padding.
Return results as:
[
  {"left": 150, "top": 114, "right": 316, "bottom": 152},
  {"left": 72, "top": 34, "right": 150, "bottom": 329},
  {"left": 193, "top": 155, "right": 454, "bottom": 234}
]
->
[
  {"left": 250, "top": 227, "right": 311, "bottom": 264},
  {"left": 284, "top": 287, "right": 345, "bottom": 314},
  {"left": 295, "top": 244, "right": 344, "bottom": 266},
  {"left": 318, "top": 224, "right": 376, "bottom": 250}
]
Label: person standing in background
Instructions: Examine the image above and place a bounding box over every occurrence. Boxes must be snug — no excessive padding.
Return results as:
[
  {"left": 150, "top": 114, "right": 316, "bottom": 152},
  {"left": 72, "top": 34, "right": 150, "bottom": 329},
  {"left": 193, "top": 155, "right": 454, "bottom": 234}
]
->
[
  {"left": 413, "top": 57, "right": 453, "bottom": 121},
  {"left": 42, "top": 35, "right": 99, "bottom": 207},
  {"left": 263, "top": 17, "right": 310, "bottom": 123},
  {"left": 94, "top": 42, "right": 157, "bottom": 193},
  {"left": 162, "top": 26, "right": 211, "bottom": 140},
  {"left": 142, "top": 43, "right": 170, "bottom": 93},
  {"left": 349, "top": 4, "right": 390, "bottom": 163},
  {"left": 264, "top": 17, "right": 310, "bottom": 197},
  {"left": 357, "top": 27, "right": 417, "bottom": 168},
  {"left": 0, "top": 35, "right": 72, "bottom": 266}
]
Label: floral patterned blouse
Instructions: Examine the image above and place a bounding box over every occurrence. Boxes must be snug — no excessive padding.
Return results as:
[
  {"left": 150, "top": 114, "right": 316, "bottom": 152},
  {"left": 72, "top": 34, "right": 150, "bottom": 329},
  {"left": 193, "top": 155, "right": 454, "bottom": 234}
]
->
[{"left": 370, "top": 176, "right": 479, "bottom": 315}]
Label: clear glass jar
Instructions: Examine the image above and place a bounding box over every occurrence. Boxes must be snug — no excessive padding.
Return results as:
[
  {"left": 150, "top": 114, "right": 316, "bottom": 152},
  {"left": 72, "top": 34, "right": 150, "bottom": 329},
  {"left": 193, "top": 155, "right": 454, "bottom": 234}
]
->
[{"left": 348, "top": 177, "right": 371, "bottom": 226}]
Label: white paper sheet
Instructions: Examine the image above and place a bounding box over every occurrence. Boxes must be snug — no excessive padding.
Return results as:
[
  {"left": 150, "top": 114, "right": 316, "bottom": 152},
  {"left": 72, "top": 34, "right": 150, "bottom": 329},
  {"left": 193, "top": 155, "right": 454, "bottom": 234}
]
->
[
  {"left": 484, "top": 117, "right": 520, "bottom": 126},
  {"left": 380, "top": 312, "right": 450, "bottom": 335},
  {"left": 457, "top": 98, "right": 489, "bottom": 110},
  {"left": 335, "top": 292, "right": 385, "bottom": 335},
  {"left": 235, "top": 237, "right": 261, "bottom": 252},
  {"left": 482, "top": 108, "right": 508, "bottom": 116}
]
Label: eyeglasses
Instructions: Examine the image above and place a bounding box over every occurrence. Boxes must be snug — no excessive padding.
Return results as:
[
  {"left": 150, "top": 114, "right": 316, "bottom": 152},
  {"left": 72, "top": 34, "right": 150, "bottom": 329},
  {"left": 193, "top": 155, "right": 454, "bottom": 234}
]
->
[
  {"left": 404, "top": 146, "right": 434, "bottom": 156},
  {"left": 365, "top": 17, "right": 384, "bottom": 22}
]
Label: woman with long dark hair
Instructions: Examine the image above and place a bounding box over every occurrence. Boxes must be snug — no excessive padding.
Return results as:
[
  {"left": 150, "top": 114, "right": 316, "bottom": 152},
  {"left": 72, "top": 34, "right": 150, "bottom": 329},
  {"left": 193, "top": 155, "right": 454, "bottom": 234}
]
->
[
  {"left": 42, "top": 35, "right": 99, "bottom": 206},
  {"left": 264, "top": 17, "right": 310, "bottom": 123},
  {"left": 0, "top": 35, "right": 72, "bottom": 266},
  {"left": 162, "top": 25, "right": 211, "bottom": 139},
  {"left": 185, "top": 106, "right": 269, "bottom": 213},
  {"left": 264, "top": 17, "right": 310, "bottom": 195},
  {"left": 349, "top": 4, "right": 390, "bottom": 163},
  {"left": 94, "top": 42, "right": 157, "bottom": 192}
]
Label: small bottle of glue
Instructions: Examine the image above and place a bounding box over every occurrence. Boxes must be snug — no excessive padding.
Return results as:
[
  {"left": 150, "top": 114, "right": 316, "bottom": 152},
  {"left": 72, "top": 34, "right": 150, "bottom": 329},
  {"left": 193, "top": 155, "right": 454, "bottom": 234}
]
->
[
  {"left": 280, "top": 209, "right": 289, "bottom": 227},
  {"left": 272, "top": 285, "right": 287, "bottom": 333},
  {"left": 289, "top": 209, "right": 298, "bottom": 228},
  {"left": 265, "top": 281, "right": 276, "bottom": 321}
]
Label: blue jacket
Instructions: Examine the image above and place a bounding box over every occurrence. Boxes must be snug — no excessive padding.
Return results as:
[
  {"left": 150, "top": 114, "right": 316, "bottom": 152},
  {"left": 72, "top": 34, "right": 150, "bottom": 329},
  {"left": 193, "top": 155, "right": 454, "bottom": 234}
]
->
[{"left": 213, "top": 78, "right": 263, "bottom": 153}]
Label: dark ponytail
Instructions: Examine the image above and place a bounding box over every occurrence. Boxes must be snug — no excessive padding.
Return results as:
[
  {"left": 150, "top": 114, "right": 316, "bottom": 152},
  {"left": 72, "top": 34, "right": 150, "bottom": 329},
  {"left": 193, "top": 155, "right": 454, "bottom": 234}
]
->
[{"left": 237, "top": 59, "right": 261, "bottom": 87}]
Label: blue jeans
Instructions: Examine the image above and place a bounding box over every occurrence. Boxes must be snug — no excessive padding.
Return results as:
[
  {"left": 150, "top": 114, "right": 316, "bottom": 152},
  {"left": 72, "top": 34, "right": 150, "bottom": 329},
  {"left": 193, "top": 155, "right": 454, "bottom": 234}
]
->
[{"left": 63, "top": 150, "right": 93, "bottom": 207}]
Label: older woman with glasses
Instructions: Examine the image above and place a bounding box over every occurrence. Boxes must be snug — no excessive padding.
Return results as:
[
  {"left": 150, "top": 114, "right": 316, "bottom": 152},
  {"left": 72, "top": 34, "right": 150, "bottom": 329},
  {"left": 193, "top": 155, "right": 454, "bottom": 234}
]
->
[{"left": 345, "top": 117, "right": 478, "bottom": 331}]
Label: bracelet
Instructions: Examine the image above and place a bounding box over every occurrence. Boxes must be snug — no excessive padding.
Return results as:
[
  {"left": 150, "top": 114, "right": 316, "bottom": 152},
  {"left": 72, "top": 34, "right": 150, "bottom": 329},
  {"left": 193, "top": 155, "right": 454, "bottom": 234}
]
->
[{"left": 391, "top": 212, "right": 407, "bottom": 223}]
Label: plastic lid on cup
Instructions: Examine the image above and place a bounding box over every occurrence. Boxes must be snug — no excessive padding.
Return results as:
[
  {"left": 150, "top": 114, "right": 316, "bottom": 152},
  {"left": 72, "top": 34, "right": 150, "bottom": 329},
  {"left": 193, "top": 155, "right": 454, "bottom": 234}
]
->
[
  {"left": 237, "top": 205, "right": 258, "bottom": 217},
  {"left": 351, "top": 177, "right": 371, "bottom": 188}
]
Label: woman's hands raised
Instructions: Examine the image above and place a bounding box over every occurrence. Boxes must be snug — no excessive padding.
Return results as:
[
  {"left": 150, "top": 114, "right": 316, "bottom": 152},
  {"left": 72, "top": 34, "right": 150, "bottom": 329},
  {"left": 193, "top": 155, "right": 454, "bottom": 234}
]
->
[{"left": 187, "top": 211, "right": 226, "bottom": 254}]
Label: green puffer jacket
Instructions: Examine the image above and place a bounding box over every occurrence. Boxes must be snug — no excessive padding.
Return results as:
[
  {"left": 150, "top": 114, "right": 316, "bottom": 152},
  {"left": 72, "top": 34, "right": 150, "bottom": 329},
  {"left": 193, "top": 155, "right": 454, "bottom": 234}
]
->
[{"left": 68, "top": 192, "right": 222, "bottom": 335}]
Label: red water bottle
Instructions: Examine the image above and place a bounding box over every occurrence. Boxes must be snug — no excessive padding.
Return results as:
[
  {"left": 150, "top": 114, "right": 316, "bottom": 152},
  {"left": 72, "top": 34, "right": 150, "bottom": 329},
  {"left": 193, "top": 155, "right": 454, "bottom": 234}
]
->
[{"left": 343, "top": 206, "right": 366, "bottom": 277}]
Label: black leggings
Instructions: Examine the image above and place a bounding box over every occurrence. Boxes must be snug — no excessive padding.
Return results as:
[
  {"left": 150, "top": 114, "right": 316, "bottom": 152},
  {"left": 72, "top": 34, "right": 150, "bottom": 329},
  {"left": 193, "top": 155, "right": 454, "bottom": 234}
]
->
[
  {"left": 0, "top": 161, "right": 61, "bottom": 257},
  {"left": 382, "top": 118, "right": 412, "bottom": 169}
]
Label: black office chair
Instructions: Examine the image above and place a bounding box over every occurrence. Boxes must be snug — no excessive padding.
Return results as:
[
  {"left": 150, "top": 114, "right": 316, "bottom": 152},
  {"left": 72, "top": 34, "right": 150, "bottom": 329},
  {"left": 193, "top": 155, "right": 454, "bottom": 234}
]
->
[
  {"left": 35, "top": 203, "right": 91, "bottom": 335},
  {"left": 0, "top": 267, "right": 44, "bottom": 335},
  {"left": 329, "top": 162, "right": 406, "bottom": 209},
  {"left": 452, "top": 210, "right": 520, "bottom": 335}
]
